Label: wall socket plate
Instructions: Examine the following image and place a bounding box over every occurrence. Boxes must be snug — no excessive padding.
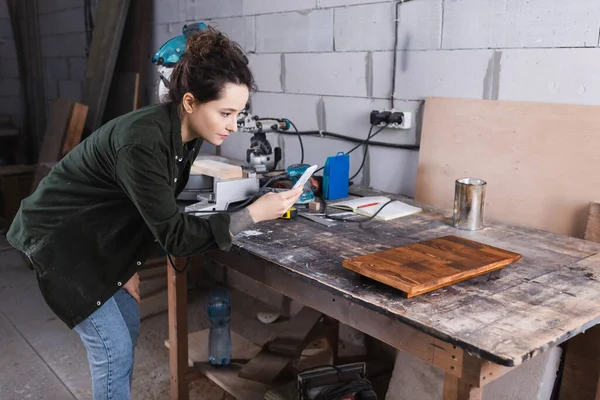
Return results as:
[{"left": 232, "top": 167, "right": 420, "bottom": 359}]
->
[{"left": 372, "top": 109, "right": 413, "bottom": 130}]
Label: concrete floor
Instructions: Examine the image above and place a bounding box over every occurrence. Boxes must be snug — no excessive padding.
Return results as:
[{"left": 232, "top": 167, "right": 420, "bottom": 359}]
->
[{"left": 0, "top": 235, "right": 235, "bottom": 400}]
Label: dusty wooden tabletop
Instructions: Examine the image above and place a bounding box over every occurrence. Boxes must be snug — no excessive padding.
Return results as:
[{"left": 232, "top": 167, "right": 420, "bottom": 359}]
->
[{"left": 229, "top": 188, "right": 600, "bottom": 367}]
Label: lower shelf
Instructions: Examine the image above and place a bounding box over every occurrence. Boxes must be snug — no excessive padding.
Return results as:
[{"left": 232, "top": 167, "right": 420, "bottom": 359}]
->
[{"left": 165, "top": 328, "right": 276, "bottom": 400}]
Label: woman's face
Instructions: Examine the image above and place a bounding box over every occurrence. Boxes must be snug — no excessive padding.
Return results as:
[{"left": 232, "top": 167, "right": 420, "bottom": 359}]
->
[{"left": 183, "top": 83, "right": 249, "bottom": 146}]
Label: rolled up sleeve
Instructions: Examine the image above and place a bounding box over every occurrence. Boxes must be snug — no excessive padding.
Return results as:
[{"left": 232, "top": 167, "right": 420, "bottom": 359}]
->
[{"left": 115, "top": 143, "right": 232, "bottom": 256}]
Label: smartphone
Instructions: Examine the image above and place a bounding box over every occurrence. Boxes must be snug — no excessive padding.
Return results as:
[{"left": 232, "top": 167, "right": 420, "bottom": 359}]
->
[{"left": 292, "top": 165, "right": 318, "bottom": 189}]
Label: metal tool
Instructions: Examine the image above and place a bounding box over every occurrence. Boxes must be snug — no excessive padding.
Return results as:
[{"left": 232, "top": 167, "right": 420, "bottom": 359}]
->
[
  {"left": 237, "top": 109, "right": 287, "bottom": 173},
  {"left": 185, "top": 176, "right": 259, "bottom": 214},
  {"left": 299, "top": 213, "right": 337, "bottom": 227}
]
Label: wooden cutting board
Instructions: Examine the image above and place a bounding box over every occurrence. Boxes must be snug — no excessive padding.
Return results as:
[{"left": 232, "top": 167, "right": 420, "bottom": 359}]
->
[{"left": 342, "top": 235, "right": 522, "bottom": 297}]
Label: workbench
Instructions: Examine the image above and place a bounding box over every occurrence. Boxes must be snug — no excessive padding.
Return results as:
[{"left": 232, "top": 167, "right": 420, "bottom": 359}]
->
[{"left": 166, "top": 188, "right": 600, "bottom": 400}]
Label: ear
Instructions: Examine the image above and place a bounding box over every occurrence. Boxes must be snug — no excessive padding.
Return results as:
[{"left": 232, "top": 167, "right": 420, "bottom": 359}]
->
[{"left": 182, "top": 92, "right": 196, "bottom": 114}]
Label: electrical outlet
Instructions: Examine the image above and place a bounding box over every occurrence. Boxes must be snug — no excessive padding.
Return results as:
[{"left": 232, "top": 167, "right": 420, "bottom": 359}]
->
[{"left": 370, "top": 109, "right": 412, "bottom": 130}]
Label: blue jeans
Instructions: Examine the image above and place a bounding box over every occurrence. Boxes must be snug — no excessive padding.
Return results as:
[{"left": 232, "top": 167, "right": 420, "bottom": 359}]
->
[{"left": 74, "top": 289, "right": 140, "bottom": 400}]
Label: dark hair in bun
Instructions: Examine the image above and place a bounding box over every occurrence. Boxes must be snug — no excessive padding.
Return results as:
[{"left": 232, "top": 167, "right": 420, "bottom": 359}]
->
[{"left": 168, "top": 26, "right": 256, "bottom": 104}]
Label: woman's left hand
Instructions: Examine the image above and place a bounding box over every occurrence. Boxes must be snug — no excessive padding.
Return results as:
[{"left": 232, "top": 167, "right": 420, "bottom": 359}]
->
[{"left": 123, "top": 273, "right": 140, "bottom": 304}]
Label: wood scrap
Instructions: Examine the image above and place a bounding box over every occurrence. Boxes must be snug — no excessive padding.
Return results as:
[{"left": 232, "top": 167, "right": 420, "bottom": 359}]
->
[
  {"left": 61, "top": 103, "right": 88, "bottom": 158},
  {"left": 585, "top": 202, "right": 600, "bottom": 242},
  {"left": 237, "top": 350, "right": 292, "bottom": 385},
  {"left": 81, "top": 0, "right": 131, "bottom": 135},
  {"left": 7, "top": 0, "right": 46, "bottom": 163},
  {"left": 191, "top": 160, "right": 243, "bottom": 180},
  {"left": 266, "top": 307, "right": 323, "bottom": 358},
  {"left": 103, "top": 0, "right": 152, "bottom": 122},
  {"left": 38, "top": 99, "right": 75, "bottom": 163}
]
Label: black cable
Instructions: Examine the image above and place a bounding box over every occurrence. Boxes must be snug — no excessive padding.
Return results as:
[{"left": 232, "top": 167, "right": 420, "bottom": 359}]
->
[
  {"left": 256, "top": 117, "right": 304, "bottom": 165},
  {"left": 313, "top": 123, "right": 389, "bottom": 175},
  {"left": 283, "top": 130, "right": 419, "bottom": 151},
  {"left": 285, "top": 119, "right": 304, "bottom": 164},
  {"left": 348, "top": 123, "right": 388, "bottom": 182},
  {"left": 325, "top": 199, "right": 395, "bottom": 224}
]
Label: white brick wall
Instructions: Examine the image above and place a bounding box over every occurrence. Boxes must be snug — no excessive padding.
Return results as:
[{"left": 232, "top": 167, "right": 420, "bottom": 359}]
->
[
  {"left": 248, "top": 54, "right": 283, "bottom": 92},
  {"left": 334, "top": 1, "right": 442, "bottom": 52},
  {"left": 243, "top": 0, "right": 317, "bottom": 15},
  {"left": 443, "top": 0, "right": 600, "bottom": 49},
  {"left": 256, "top": 9, "right": 333, "bottom": 53},
  {"left": 19, "top": 0, "right": 600, "bottom": 197},
  {"left": 285, "top": 52, "right": 367, "bottom": 97},
  {"left": 372, "top": 50, "right": 494, "bottom": 100},
  {"left": 499, "top": 48, "right": 600, "bottom": 105},
  {"left": 39, "top": 8, "right": 85, "bottom": 36},
  {"left": 208, "top": 17, "right": 255, "bottom": 52}
]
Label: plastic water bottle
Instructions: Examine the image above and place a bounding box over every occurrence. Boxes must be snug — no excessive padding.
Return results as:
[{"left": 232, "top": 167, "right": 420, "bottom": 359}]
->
[{"left": 208, "top": 283, "right": 232, "bottom": 366}]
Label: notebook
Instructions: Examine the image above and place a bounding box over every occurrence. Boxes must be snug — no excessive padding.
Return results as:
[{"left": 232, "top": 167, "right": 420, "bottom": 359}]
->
[{"left": 328, "top": 196, "right": 422, "bottom": 221}]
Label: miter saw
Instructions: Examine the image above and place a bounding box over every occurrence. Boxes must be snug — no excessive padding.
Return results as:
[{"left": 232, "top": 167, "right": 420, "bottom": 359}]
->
[{"left": 152, "top": 23, "right": 285, "bottom": 173}]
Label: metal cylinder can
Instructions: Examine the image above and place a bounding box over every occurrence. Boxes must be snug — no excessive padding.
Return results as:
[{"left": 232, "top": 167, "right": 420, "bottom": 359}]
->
[{"left": 453, "top": 178, "right": 487, "bottom": 230}]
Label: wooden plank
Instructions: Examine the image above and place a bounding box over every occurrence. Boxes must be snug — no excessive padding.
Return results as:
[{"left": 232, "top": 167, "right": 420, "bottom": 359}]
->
[
  {"left": 38, "top": 99, "right": 73, "bottom": 163},
  {"left": 167, "top": 257, "right": 189, "bottom": 400},
  {"left": 7, "top": 0, "right": 46, "bottom": 163},
  {"left": 191, "top": 160, "right": 243, "bottom": 180},
  {"left": 415, "top": 96, "right": 600, "bottom": 239},
  {"left": 238, "top": 350, "right": 292, "bottom": 384},
  {"left": 585, "top": 202, "right": 600, "bottom": 242},
  {"left": 267, "top": 307, "right": 323, "bottom": 357},
  {"left": 61, "top": 102, "right": 88, "bottom": 158},
  {"left": 165, "top": 329, "right": 269, "bottom": 400},
  {"left": 103, "top": 72, "right": 140, "bottom": 121},
  {"left": 103, "top": 0, "right": 151, "bottom": 123},
  {"left": 342, "top": 235, "right": 522, "bottom": 297},
  {"left": 443, "top": 373, "right": 482, "bottom": 400},
  {"left": 81, "top": 0, "right": 131, "bottom": 135}
]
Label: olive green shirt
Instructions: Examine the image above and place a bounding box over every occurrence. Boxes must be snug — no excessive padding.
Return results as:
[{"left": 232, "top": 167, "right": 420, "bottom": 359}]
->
[{"left": 7, "top": 102, "right": 242, "bottom": 329}]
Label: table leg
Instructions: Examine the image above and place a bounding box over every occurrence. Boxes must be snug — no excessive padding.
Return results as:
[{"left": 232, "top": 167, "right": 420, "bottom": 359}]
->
[
  {"left": 558, "top": 324, "right": 600, "bottom": 400},
  {"left": 168, "top": 257, "right": 189, "bottom": 400},
  {"left": 443, "top": 373, "right": 483, "bottom": 400}
]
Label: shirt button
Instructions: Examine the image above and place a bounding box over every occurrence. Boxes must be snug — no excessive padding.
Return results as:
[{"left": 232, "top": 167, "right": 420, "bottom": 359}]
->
[
  {"left": 117, "top": 282, "right": 122, "bottom": 287},
  {"left": 174, "top": 178, "right": 178, "bottom": 183},
  {"left": 96, "top": 301, "right": 101, "bottom": 306},
  {"left": 136, "top": 261, "right": 141, "bottom": 266},
  {"left": 178, "top": 157, "right": 183, "bottom": 162},
  {"left": 175, "top": 155, "right": 178, "bottom": 160}
]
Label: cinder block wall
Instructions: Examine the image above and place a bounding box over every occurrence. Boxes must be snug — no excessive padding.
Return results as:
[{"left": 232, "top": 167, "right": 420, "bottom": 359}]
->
[
  {"left": 149, "top": 0, "right": 600, "bottom": 197},
  {"left": 0, "top": 0, "right": 21, "bottom": 126},
  {"left": 0, "top": 0, "right": 94, "bottom": 127},
  {"left": 2, "top": 0, "right": 600, "bottom": 195}
]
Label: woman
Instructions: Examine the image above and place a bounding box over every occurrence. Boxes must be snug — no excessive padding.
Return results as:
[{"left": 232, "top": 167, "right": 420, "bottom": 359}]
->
[{"left": 6, "top": 27, "right": 302, "bottom": 399}]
